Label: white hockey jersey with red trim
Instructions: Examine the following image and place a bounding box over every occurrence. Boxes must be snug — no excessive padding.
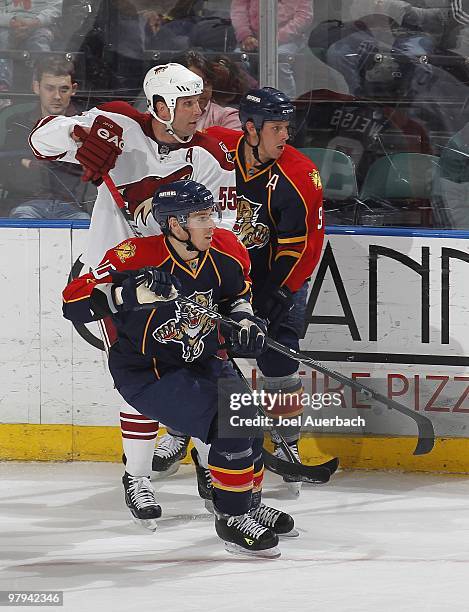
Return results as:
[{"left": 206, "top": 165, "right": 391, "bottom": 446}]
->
[{"left": 29, "top": 101, "right": 237, "bottom": 267}]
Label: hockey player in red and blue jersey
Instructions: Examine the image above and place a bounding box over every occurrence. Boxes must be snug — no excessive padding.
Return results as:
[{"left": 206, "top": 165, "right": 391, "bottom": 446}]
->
[
  {"left": 201, "top": 88, "right": 325, "bottom": 495},
  {"left": 62, "top": 179, "right": 296, "bottom": 558}
]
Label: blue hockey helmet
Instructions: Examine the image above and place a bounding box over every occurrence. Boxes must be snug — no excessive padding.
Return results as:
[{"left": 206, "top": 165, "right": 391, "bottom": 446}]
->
[
  {"left": 239, "top": 87, "right": 295, "bottom": 132},
  {"left": 152, "top": 179, "right": 220, "bottom": 233}
]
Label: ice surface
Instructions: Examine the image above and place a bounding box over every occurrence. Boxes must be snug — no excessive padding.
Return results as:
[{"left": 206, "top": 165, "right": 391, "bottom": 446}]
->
[{"left": 0, "top": 462, "right": 468, "bottom": 612}]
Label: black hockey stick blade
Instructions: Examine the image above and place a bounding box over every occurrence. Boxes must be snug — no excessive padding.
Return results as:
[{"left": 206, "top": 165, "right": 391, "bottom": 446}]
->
[
  {"left": 262, "top": 448, "right": 333, "bottom": 484},
  {"left": 321, "top": 456, "right": 339, "bottom": 475},
  {"left": 413, "top": 437, "right": 435, "bottom": 455},
  {"left": 360, "top": 389, "right": 435, "bottom": 456},
  {"left": 265, "top": 339, "right": 436, "bottom": 457}
]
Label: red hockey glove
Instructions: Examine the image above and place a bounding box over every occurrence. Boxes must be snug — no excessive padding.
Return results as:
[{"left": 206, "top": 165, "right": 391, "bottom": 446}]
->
[{"left": 73, "top": 115, "right": 124, "bottom": 183}]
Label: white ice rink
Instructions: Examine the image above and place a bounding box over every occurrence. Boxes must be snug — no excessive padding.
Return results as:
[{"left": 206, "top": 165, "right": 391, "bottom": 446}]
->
[{"left": 1, "top": 462, "right": 468, "bottom": 612}]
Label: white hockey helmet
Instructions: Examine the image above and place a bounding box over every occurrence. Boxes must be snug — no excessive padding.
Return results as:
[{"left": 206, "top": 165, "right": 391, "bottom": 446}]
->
[{"left": 143, "top": 63, "right": 203, "bottom": 142}]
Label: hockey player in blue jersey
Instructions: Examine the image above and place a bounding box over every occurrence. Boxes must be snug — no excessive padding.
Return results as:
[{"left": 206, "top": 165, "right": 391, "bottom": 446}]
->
[{"left": 62, "top": 179, "right": 296, "bottom": 557}]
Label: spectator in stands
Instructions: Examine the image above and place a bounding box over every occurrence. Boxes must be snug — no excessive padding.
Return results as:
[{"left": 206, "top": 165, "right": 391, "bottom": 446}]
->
[
  {"left": 143, "top": 0, "right": 201, "bottom": 52},
  {"left": 101, "top": 0, "right": 146, "bottom": 96},
  {"left": 210, "top": 53, "right": 253, "bottom": 106},
  {"left": 0, "top": 0, "right": 62, "bottom": 90},
  {"left": 3, "top": 55, "right": 91, "bottom": 219},
  {"left": 230, "top": 0, "right": 314, "bottom": 99},
  {"left": 324, "top": 0, "right": 469, "bottom": 99},
  {"left": 172, "top": 50, "right": 242, "bottom": 130}
]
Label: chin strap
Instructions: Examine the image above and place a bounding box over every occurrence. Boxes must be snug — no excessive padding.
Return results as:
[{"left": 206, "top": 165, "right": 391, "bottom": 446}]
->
[
  {"left": 168, "top": 227, "right": 199, "bottom": 253},
  {"left": 153, "top": 108, "right": 193, "bottom": 145},
  {"left": 245, "top": 131, "right": 274, "bottom": 167}
]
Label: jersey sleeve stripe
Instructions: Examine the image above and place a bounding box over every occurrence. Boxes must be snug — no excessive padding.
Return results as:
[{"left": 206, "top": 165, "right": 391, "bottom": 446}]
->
[
  {"left": 275, "top": 250, "right": 302, "bottom": 260},
  {"left": 277, "top": 244, "right": 304, "bottom": 254},
  {"left": 239, "top": 280, "right": 251, "bottom": 296},
  {"left": 277, "top": 235, "right": 307, "bottom": 244},
  {"left": 63, "top": 294, "right": 92, "bottom": 304}
]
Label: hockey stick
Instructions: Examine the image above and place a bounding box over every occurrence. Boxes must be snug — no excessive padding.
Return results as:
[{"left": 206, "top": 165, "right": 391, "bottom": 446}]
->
[
  {"left": 100, "top": 174, "right": 434, "bottom": 456},
  {"left": 102, "top": 175, "right": 144, "bottom": 238},
  {"left": 175, "top": 295, "right": 435, "bottom": 456},
  {"left": 228, "top": 357, "right": 338, "bottom": 484}
]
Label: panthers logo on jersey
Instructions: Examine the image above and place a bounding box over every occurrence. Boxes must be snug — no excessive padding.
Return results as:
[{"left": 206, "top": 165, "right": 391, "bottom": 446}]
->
[
  {"left": 151, "top": 290, "right": 216, "bottom": 362},
  {"left": 232, "top": 196, "right": 270, "bottom": 250},
  {"left": 309, "top": 169, "right": 322, "bottom": 190},
  {"left": 114, "top": 241, "right": 136, "bottom": 262}
]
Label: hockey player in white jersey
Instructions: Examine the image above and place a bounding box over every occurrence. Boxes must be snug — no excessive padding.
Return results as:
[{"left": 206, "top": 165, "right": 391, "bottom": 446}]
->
[{"left": 29, "top": 63, "right": 237, "bottom": 530}]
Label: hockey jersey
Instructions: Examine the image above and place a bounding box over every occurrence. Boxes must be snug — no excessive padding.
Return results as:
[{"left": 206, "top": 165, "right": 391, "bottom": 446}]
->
[
  {"left": 206, "top": 127, "right": 324, "bottom": 294},
  {"left": 29, "top": 102, "right": 237, "bottom": 267},
  {"left": 62, "top": 228, "right": 251, "bottom": 378}
]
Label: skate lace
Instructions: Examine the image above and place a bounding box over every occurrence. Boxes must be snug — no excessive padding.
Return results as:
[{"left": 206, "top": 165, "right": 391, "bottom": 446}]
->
[
  {"left": 275, "top": 443, "right": 300, "bottom": 462},
  {"left": 127, "top": 476, "right": 157, "bottom": 510},
  {"left": 227, "top": 514, "right": 268, "bottom": 538},
  {"left": 154, "top": 433, "right": 186, "bottom": 459},
  {"left": 203, "top": 467, "right": 212, "bottom": 488},
  {"left": 250, "top": 503, "right": 281, "bottom": 528}
]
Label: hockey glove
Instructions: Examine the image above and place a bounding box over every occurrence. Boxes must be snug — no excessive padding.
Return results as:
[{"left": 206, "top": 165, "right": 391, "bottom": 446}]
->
[
  {"left": 225, "top": 312, "right": 268, "bottom": 358},
  {"left": 74, "top": 115, "right": 124, "bottom": 183},
  {"left": 111, "top": 268, "right": 181, "bottom": 311},
  {"left": 253, "top": 284, "right": 293, "bottom": 333}
]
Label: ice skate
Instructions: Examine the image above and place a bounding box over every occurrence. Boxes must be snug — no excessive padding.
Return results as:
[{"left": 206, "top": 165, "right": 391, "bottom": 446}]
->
[
  {"left": 191, "top": 447, "right": 214, "bottom": 513},
  {"left": 152, "top": 432, "right": 190, "bottom": 478},
  {"left": 215, "top": 512, "right": 280, "bottom": 559},
  {"left": 250, "top": 495, "right": 298, "bottom": 537},
  {"left": 122, "top": 472, "right": 161, "bottom": 531}
]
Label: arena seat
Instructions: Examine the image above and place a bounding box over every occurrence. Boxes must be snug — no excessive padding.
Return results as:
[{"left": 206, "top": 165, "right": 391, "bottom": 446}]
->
[
  {"left": 359, "top": 153, "right": 440, "bottom": 226},
  {"left": 299, "top": 147, "right": 359, "bottom": 224}
]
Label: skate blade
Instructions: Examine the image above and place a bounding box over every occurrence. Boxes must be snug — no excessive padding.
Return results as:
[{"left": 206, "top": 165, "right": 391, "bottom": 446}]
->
[
  {"left": 224, "top": 541, "right": 281, "bottom": 559},
  {"left": 285, "top": 481, "right": 302, "bottom": 497},
  {"left": 152, "top": 461, "right": 181, "bottom": 480},
  {"left": 204, "top": 499, "right": 214, "bottom": 515},
  {"left": 131, "top": 516, "right": 158, "bottom": 532},
  {"left": 279, "top": 528, "right": 299, "bottom": 538}
]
